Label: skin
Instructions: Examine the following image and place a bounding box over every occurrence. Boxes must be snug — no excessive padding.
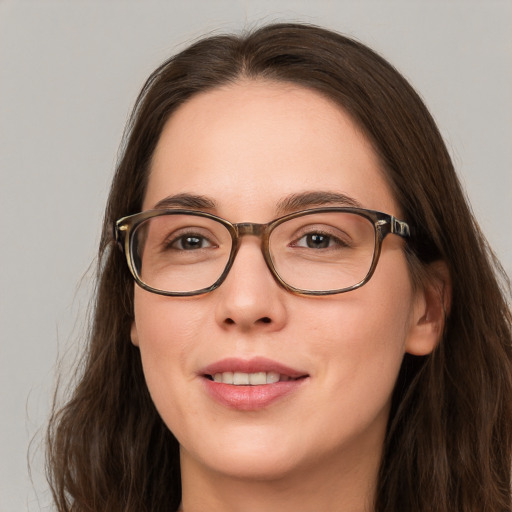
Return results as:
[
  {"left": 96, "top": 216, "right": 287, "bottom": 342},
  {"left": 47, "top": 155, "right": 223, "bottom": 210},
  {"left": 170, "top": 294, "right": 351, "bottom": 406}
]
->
[{"left": 131, "top": 81, "right": 443, "bottom": 512}]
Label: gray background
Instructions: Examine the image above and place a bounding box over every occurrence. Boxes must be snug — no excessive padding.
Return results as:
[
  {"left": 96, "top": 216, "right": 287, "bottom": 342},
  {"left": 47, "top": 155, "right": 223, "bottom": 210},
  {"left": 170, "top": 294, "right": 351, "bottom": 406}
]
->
[{"left": 1, "top": 1, "right": 510, "bottom": 510}]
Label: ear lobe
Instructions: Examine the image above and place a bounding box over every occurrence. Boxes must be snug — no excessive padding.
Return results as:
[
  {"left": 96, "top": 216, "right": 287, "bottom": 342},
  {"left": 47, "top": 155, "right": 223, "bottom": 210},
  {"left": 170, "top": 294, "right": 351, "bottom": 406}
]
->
[
  {"left": 405, "top": 261, "right": 451, "bottom": 356},
  {"left": 130, "top": 321, "right": 140, "bottom": 347}
]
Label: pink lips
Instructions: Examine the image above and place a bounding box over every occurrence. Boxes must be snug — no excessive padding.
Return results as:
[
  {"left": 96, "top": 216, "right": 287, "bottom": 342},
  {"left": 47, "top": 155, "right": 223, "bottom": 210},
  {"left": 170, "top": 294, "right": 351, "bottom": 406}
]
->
[
  {"left": 200, "top": 357, "right": 309, "bottom": 411},
  {"left": 202, "top": 357, "right": 307, "bottom": 378}
]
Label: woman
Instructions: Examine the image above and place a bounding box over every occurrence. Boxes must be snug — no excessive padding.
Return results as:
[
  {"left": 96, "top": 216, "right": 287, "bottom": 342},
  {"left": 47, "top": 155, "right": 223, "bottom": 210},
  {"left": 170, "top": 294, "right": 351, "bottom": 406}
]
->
[{"left": 47, "top": 23, "right": 512, "bottom": 511}]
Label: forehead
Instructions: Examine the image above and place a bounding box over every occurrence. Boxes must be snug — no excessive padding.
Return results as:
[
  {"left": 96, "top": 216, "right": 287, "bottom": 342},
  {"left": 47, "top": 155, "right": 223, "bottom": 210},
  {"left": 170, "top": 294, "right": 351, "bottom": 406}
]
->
[{"left": 144, "top": 80, "right": 398, "bottom": 218}]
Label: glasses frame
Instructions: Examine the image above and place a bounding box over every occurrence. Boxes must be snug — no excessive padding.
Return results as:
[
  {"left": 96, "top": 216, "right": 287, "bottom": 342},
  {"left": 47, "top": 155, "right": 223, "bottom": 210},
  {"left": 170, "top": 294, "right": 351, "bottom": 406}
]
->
[{"left": 115, "top": 207, "right": 411, "bottom": 297}]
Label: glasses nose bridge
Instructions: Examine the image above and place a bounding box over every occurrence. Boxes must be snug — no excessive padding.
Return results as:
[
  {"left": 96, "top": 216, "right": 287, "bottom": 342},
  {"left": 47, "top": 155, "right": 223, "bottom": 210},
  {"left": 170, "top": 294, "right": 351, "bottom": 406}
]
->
[
  {"left": 231, "top": 222, "right": 272, "bottom": 270},
  {"left": 234, "top": 222, "right": 267, "bottom": 240}
]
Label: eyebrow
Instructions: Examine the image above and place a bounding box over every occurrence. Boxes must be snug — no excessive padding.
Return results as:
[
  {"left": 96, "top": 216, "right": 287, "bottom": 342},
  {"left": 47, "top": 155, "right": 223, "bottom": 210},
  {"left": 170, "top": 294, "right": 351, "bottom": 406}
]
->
[
  {"left": 276, "top": 191, "right": 363, "bottom": 214},
  {"left": 151, "top": 190, "right": 363, "bottom": 215},
  {"left": 153, "top": 193, "right": 217, "bottom": 210}
]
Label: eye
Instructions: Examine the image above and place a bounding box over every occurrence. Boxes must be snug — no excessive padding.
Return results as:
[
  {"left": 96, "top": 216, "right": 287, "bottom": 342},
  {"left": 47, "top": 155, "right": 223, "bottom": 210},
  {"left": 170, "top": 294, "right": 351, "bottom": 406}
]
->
[
  {"left": 292, "top": 231, "right": 347, "bottom": 249},
  {"left": 168, "top": 233, "right": 214, "bottom": 251},
  {"left": 300, "top": 233, "right": 330, "bottom": 249}
]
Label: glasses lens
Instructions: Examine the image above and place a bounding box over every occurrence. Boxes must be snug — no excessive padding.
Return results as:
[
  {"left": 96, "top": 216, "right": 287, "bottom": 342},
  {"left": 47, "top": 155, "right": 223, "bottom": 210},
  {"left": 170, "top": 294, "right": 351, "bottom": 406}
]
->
[
  {"left": 269, "top": 211, "right": 376, "bottom": 292},
  {"left": 130, "top": 214, "right": 232, "bottom": 294}
]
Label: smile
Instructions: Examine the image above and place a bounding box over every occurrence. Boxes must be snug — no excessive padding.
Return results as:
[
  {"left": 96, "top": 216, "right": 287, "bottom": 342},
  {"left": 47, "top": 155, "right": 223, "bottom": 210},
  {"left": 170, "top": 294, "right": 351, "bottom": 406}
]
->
[
  {"left": 200, "top": 357, "right": 309, "bottom": 410},
  {"left": 208, "top": 371, "right": 300, "bottom": 385}
]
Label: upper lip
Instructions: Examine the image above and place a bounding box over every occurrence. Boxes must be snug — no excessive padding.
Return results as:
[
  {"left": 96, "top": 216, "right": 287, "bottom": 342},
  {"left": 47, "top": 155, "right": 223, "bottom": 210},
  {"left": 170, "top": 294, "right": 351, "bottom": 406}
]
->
[{"left": 201, "top": 357, "right": 308, "bottom": 379}]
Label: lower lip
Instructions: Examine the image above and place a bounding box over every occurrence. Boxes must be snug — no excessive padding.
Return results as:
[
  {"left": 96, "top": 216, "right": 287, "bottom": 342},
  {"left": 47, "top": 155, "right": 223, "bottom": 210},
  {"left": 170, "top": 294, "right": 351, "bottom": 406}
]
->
[{"left": 202, "top": 378, "right": 308, "bottom": 411}]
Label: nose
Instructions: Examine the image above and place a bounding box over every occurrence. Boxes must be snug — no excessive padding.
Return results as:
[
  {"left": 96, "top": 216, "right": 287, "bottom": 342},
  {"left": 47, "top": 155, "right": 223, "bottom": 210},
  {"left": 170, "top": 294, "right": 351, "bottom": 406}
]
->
[{"left": 214, "top": 237, "right": 288, "bottom": 332}]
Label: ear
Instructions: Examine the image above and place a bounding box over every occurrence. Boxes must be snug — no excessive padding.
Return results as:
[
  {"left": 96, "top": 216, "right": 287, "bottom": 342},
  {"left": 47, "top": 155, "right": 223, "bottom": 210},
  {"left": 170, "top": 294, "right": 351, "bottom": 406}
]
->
[
  {"left": 130, "top": 321, "right": 140, "bottom": 347},
  {"left": 405, "top": 261, "right": 451, "bottom": 356}
]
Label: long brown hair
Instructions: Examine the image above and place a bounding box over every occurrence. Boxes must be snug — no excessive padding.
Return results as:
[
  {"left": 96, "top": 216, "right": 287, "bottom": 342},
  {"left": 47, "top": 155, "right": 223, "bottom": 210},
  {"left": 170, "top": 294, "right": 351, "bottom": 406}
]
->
[{"left": 47, "top": 23, "right": 512, "bottom": 511}]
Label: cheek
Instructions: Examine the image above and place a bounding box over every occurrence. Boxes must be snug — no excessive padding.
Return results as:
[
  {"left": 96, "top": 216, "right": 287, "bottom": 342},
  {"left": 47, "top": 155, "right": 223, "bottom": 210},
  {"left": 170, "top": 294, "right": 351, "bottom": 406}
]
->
[
  {"left": 301, "top": 298, "right": 409, "bottom": 391},
  {"left": 132, "top": 291, "right": 211, "bottom": 414},
  {"left": 300, "top": 268, "right": 414, "bottom": 412},
  {"left": 134, "top": 291, "right": 208, "bottom": 350},
  {"left": 303, "top": 283, "right": 412, "bottom": 360}
]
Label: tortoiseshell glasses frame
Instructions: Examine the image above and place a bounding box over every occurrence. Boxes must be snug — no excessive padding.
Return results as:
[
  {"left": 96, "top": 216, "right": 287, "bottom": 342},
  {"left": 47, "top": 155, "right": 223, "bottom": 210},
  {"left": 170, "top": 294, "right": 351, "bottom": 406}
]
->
[{"left": 115, "top": 207, "right": 411, "bottom": 297}]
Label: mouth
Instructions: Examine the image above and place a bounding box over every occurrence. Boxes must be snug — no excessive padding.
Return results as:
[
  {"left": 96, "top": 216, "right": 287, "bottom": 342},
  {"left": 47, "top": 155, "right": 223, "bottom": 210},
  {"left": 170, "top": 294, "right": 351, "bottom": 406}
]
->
[
  {"left": 200, "top": 357, "right": 309, "bottom": 410},
  {"left": 204, "top": 371, "right": 307, "bottom": 385},
  {"left": 201, "top": 356, "right": 309, "bottom": 385}
]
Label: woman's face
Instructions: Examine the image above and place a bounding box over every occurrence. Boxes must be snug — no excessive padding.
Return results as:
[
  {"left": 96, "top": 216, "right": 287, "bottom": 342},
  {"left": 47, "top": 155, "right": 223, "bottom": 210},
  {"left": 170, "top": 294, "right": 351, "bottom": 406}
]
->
[{"left": 131, "top": 81, "right": 432, "bottom": 482}]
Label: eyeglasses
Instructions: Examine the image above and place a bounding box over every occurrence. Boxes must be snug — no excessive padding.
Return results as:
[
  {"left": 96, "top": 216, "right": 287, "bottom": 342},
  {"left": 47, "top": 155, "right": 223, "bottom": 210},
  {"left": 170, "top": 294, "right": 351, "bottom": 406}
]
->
[{"left": 115, "top": 207, "right": 411, "bottom": 296}]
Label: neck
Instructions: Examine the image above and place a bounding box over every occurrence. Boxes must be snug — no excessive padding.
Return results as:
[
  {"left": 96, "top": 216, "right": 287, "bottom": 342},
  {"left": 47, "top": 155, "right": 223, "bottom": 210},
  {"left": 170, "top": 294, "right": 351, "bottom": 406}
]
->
[{"left": 179, "top": 441, "right": 381, "bottom": 512}]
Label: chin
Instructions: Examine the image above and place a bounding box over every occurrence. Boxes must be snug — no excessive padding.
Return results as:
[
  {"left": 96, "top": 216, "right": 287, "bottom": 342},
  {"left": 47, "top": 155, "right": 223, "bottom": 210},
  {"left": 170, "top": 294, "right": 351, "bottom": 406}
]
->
[
  {"left": 180, "top": 426, "right": 309, "bottom": 481},
  {"left": 201, "top": 449, "right": 304, "bottom": 481}
]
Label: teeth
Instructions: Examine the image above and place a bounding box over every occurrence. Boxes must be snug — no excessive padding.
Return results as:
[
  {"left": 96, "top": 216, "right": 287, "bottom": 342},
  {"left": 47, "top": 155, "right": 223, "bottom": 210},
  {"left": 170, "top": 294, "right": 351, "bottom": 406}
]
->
[
  {"left": 233, "top": 372, "right": 249, "bottom": 385},
  {"left": 266, "top": 371, "right": 280, "bottom": 384},
  {"left": 249, "top": 372, "right": 266, "bottom": 385},
  {"left": 212, "top": 371, "right": 289, "bottom": 385},
  {"left": 221, "top": 372, "right": 233, "bottom": 384}
]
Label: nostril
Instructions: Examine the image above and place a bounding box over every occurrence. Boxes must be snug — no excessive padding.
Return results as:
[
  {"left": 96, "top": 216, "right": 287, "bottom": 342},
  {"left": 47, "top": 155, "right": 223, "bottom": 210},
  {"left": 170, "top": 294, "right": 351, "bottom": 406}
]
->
[{"left": 222, "top": 317, "right": 273, "bottom": 326}]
